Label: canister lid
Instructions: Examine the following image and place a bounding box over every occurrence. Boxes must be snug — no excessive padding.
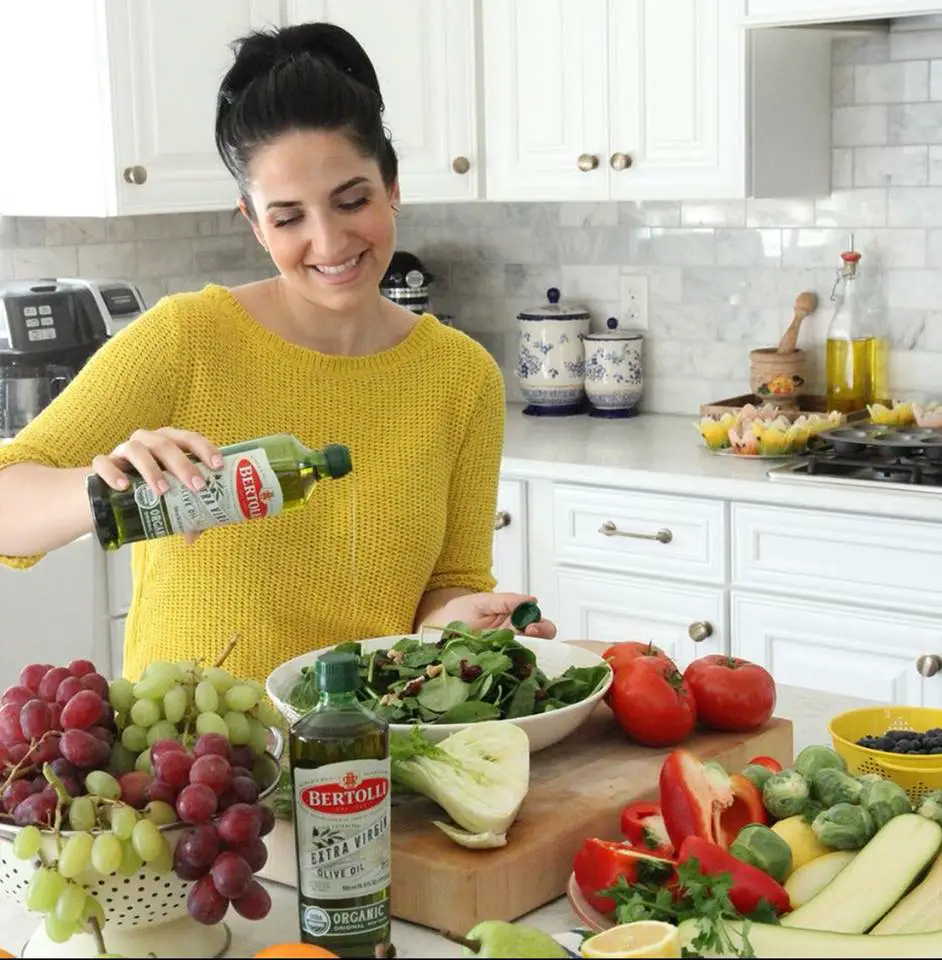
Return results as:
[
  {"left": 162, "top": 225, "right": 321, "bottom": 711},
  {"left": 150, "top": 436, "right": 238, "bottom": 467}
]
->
[{"left": 518, "top": 287, "right": 590, "bottom": 321}]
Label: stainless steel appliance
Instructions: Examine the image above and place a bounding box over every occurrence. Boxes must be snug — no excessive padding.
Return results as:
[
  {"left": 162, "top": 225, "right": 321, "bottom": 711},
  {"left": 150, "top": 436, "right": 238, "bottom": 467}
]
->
[
  {"left": 0, "top": 278, "right": 146, "bottom": 437},
  {"left": 380, "top": 250, "right": 434, "bottom": 314}
]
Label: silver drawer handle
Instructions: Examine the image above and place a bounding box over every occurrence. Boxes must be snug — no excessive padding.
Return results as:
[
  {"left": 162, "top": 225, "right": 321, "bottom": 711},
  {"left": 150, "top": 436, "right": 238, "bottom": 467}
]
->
[
  {"left": 599, "top": 520, "right": 672, "bottom": 544},
  {"left": 494, "top": 511, "right": 511, "bottom": 531},
  {"left": 917, "top": 654, "right": 942, "bottom": 678}
]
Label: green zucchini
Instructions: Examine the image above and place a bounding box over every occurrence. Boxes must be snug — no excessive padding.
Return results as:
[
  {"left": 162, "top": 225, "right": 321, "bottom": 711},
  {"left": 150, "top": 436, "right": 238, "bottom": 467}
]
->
[
  {"left": 678, "top": 917, "right": 942, "bottom": 958},
  {"left": 781, "top": 814, "right": 942, "bottom": 933},
  {"left": 871, "top": 851, "right": 942, "bottom": 934}
]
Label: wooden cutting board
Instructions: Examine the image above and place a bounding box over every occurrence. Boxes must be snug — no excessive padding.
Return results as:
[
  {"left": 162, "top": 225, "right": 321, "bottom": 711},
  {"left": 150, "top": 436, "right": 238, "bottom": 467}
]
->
[{"left": 262, "top": 705, "right": 793, "bottom": 936}]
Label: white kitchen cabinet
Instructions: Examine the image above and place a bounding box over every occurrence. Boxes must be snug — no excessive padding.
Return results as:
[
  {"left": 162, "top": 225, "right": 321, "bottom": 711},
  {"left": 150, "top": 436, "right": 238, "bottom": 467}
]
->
[
  {"left": 289, "top": 0, "right": 480, "bottom": 203},
  {"left": 732, "top": 590, "right": 942, "bottom": 708},
  {"left": 744, "top": 1, "right": 940, "bottom": 27},
  {"left": 492, "top": 478, "right": 528, "bottom": 594},
  {"left": 109, "top": 617, "right": 127, "bottom": 681},
  {"left": 482, "top": 0, "right": 832, "bottom": 201},
  {"left": 0, "top": 0, "right": 279, "bottom": 217}
]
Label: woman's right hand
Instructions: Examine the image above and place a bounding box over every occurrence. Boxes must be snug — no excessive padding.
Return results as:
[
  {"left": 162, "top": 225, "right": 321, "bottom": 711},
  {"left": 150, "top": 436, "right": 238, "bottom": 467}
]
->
[{"left": 91, "top": 428, "right": 223, "bottom": 545}]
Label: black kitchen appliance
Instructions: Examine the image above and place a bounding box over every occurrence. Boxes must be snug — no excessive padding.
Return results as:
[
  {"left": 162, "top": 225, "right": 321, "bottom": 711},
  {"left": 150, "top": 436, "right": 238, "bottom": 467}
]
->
[
  {"left": 0, "top": 278, "right": 147, "bottom": 438},
  {"left": 380, "top": 250, "right": 434, "bottom": 315}
]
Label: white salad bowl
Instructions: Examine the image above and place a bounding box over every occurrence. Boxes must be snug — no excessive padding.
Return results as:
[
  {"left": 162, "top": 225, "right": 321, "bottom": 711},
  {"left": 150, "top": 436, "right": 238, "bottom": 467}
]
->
[{"left": 266, "top": 635, "right": 612, "bottom": 754}]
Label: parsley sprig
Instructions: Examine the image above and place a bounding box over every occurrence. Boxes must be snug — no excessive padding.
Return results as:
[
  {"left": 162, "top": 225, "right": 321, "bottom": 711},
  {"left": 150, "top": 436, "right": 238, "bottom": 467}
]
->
[{"left": 600, "top": 858, "right": 779, "bottom": 958}]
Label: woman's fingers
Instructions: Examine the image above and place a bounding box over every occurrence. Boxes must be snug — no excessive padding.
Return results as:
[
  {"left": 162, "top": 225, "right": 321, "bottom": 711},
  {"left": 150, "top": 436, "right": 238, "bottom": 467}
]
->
[
  {"left": 91, "top": 453, "right": 131, "bottom": 492},
  {"left": 154, "top": 427, "right": 223, "bottom": 470},
  {"left": 104, "top": 429, "right": 222, "bottom": 497}
]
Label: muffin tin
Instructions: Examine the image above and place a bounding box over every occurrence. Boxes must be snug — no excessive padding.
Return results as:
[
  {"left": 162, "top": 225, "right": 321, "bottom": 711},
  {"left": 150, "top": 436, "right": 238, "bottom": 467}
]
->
[{"left": 822, "top": 423, "right": 942, "bottom": 461}]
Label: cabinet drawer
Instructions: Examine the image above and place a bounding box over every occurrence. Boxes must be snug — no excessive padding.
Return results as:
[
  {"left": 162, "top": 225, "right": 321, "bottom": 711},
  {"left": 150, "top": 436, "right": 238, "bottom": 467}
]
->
[
  {"left": 552, "top": 484, "right": 727, "bottom": 584},
  {"left": 106, "top": 552, "right": 132, "bottom": 618},
  {"left": 732, "top": 503, "right": 942, "bottom": 612}
]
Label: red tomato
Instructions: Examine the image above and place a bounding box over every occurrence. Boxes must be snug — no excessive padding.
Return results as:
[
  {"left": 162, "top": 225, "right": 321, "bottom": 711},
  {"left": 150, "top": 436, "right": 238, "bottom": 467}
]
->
[
  {"left": 683, "top": 656, "right": 776, "bottom": 733},
  {"left": 609, "top": 658, "right": 696, "bottom": 747},
  {"left": 602, "top": 641, "right": 676, "bottom": 674}
]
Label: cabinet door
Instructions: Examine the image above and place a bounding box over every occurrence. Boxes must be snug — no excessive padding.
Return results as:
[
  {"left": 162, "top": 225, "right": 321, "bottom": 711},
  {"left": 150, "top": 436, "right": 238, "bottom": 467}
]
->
[
  {"left": 493, "top": 479, "right": 527, "bottom": 594},
  {"left": 555, "top": 569, "right": 727, "bottom": 670},
  {"left": 109, "top": 617, "right": 127, "bottom": 681},
  {"left": 731, "top": 590, "right": 942, "bottom": 707},
  {"left": 608, "top": 0, "right": 745, "bottom": 200},
  {"left": 107, "top": 0, "right": 281, "bottom": 214},
  {"left": 744, "top": 1, "right": 939, "bottom": 26},
  {"left": 288, "top": 0, "right": 479, "bottom": 202},
  {"left": 481, "top": 0, "right": 609, "bottom": 201}
]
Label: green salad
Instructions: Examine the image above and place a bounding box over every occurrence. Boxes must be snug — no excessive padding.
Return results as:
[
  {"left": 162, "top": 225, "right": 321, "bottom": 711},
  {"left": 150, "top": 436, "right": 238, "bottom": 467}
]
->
[{"left": 285, "top": 620, "right": 611, "bottom": 725}]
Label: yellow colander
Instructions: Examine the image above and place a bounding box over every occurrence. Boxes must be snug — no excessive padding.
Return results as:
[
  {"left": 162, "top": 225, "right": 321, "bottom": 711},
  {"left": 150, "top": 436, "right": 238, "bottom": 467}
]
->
[{"left": 829, "top": 706, "right": 942, "bottom": 804}]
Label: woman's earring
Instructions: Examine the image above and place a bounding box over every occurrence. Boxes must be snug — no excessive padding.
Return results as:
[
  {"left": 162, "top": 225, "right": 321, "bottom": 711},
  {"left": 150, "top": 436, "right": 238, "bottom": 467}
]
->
[{"left": 391, "top": 203, "right": 400, "bottom": 216}]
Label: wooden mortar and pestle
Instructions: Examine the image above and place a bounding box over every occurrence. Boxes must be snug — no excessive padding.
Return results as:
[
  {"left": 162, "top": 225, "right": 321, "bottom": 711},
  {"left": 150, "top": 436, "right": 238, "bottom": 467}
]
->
[{"left": 749, "top": 291, "right": 817, "bottom": 410}]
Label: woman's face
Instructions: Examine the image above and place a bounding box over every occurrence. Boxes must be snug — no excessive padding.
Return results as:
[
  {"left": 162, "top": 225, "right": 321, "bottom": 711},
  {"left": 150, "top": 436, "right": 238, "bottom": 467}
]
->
[{"left": 243, "top": 128, "right": 399, "bottom": 313}]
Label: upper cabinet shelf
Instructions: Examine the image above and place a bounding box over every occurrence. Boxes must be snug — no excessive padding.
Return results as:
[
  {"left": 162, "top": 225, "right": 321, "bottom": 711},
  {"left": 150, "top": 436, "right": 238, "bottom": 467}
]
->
[
  {"left": 0, "top": 0, "right": 833, "bottom": 217},
  {"left": 743, "top": 1, "right": 942, "bottom": 27}
]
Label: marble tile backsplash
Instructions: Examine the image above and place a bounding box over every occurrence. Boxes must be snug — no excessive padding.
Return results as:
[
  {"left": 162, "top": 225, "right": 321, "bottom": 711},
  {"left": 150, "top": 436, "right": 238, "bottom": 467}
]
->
[{"left": 1, "top": 25, "right": 941, "bottom": 415}]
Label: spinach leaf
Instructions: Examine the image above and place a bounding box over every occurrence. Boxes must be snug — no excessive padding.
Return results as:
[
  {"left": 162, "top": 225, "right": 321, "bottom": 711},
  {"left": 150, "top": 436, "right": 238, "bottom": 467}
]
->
[
  {"left": 441, "top": 642, "right": 476, "bottom": 674},
  {"left": 438, "top": 700, "right": 502, "bottom": 723},
  {"left": 417, "top": 672, "right": 471, "bottom": 713},
  {"left": 473, "top": 651, "right": 514, "bottom": 678},
  {"left": 403, "top": 646, "right": 441, "bottom": 670},
  {"left": 507, "top": 675, "right": 538, "bottom": 718},
  {"left": 544, "top": 665, "right": 611, "bottom": 704},
  {"left": 391, "top": 637, "right": 420, "bottom": 654}
]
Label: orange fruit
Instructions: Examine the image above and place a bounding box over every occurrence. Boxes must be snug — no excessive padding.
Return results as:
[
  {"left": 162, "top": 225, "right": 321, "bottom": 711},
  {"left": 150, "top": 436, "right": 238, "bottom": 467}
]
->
[{"left": 254, "top": 946, "right": 338, "bottom": 959}]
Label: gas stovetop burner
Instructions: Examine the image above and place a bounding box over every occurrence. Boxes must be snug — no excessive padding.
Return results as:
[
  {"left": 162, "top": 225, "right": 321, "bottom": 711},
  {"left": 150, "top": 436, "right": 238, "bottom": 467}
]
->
[{"left": 802, "top": 447, "right": 942, "bottom": 486}]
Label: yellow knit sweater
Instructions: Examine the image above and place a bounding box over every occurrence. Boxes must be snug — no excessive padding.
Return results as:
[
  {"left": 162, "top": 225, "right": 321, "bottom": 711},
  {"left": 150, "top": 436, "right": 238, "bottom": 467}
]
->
[{"left": 0, "top": 285, "right": 505, "bottom": 685}]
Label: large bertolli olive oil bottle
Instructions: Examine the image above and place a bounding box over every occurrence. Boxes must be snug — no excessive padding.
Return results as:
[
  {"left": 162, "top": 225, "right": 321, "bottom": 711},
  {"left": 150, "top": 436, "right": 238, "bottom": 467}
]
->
[{"left": 289, "top": 650, "right": 391, "bottom": 958}]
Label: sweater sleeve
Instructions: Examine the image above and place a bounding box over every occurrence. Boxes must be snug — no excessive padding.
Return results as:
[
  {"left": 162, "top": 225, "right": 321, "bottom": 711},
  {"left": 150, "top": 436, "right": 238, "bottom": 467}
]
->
[
  {"left": 426, "top": 356, "right": 506, "bottom": 594},
  {"left": 0, "top": 295, "right": 186, "bottom": 569}
]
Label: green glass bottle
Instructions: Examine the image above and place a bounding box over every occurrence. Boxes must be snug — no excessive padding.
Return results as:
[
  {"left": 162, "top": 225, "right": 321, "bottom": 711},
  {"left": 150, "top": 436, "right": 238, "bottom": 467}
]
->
[
  {"left": 289, "top": 651, "right": 391, "bottom": 958},
  {"left": 87, "top": 433, "right": 352, "bottom": 550}
]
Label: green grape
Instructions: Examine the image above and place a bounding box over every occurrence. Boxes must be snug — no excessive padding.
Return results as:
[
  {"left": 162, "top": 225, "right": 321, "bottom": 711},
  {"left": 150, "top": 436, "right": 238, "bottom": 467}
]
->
[
  {"left": 120, "top": 724, "right": 148, "bottom": 753},
  {"left": 134, "top": 748, "right": 153, "bottom": 775},
  {"left": 225, "top": 684, "right": 259, "bottom": 712},
  {"left": 13, "top": 824, "right": 42, "bottom": 860},
  {"left": 90, "top": 832, "right": 123, "bottom": 875},
  {"left": 248, "top": 717, "right": 269, "bottom": 756},
  {"left": 247, "top": 679, "right": 267, "bottom": 698},
  {"left": 68, "top": 795, "right": 97, "bottom": 832},
  {"left": 44, "top": 912, "right": 75, "bottom": 945},
  {"left": 194, "top": 680, "right": 219, "bottom": 714},
  {"left": 254, "top": 700, "right": 282, "bottom": 728},
  {"left": 85, "top": 771, "right": 121, "bottom": 801},
  {"left": 54, "top": 880, "right": 87, "bottom": 925},
  {"left": 163, "top": 684, "right": 188, "bottom": 724},
  {"left": 108, "top": 677, "right": 134, "bottom": 712},
  {"left": 150, "top": 836, "right": 172, "bottom": 873},
  {"left": 224, "top": 710, "right": 251, "bottom": 746},
  {"left": 203, "top": 666, "right": 235, "bottom": 694},
  {"left": 80, "top": 892, "right": 106, "bottom": 932},
  {"left": 110, "top": 804, "right": 138, "bottom": 841},
  {"left": 196, "top": 711, "right": 228, "bottom": 737},
  {"left": 144, "top": 800, "right": 176, "bottom": 826},
  {"left": 129, "top": 697, "right": 161, "bottom": 728},
  {"left": 27, "top": 867, "right": 65, "bottom": 912},
  {"left": 132, "top": 662, "right": 182, "bottom": 700},
  {"left": 146, "top": 720, "right": 178, "bottom": 747},
  {"left": 108, "top": 741, "right": 137, "bottom": 775},
  {"left": 58, "top": 831, "right": 94, "bottom": 879},
  {"left": 117, "top": 838, "right": 143, "bottom": 877},
  {"left": 131, "top": 818, "right": 164, "bottom": 863}
]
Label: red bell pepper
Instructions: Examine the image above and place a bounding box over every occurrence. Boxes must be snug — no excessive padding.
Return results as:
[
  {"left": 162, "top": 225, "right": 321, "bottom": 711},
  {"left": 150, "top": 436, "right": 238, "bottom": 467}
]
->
[
  {"left": 572, "top": 837, "right": 676, "bottom": 915},
  {"left": 620, "top": 801, "right": 674, "bottom": 858},
  {"left": 678, "top": 836, "right": 790, "bottom": 916},
  {"left": 718, "top": 774, "right": 767, "bottom": 845},
  {"left": 748, "top": 755, "right": 783, "bottom": 773},
  {"left": 658, "top": 749, "right": 734, "bottom": 851}
]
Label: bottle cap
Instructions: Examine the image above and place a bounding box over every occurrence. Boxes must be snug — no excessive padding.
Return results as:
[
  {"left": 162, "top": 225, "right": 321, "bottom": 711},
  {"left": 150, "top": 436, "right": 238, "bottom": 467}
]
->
[
  {"left": 323, "top": 443, "right": 352, "bottom": 479},
  {"left": 315, "top": 651, "right": 359, "bottom": 693}
]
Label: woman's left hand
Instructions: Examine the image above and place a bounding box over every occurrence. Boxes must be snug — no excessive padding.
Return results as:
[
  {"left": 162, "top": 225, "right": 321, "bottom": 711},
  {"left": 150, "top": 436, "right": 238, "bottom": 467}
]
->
[{"left": 431, "top": 592, "right": 558, "bottom": 640}]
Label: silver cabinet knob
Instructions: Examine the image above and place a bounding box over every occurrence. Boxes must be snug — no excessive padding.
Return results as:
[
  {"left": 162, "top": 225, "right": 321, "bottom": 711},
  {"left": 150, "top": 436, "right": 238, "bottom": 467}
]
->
[
  {"left": 688, "top": 621, "right": 713, "bottom": 643},
  {"left": 123, "top": 165, "right": 148, "bottom": 185},
  {"left": 917, "top": 654, "right": 942, "bottom": 678},
  {"left": 610, "top": 152, "right": 633, "bottom": 171},
  {"left": 577, "top": 153, "right": 600, "bottom": 172},
  {"left": 494, "top": 511, "right": 511, "bottom": 531},
  {"left": 452, "top": 156, "right": 471, "bottom": 175}
]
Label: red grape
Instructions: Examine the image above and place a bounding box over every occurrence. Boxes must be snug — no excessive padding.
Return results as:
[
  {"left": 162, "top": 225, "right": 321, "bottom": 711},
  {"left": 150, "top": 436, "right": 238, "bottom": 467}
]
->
[
  {"left": 219, "top": 777, "right": 258, "bottom": 810},
  {"left": 189, "top": 755, "right": 231, "bottom": 796},
  {"left": 118, "top": 771, "right": 152, "bottom": 809},
  {"left": 232, "top": 879, "right": 271, "bottom": 920},
  {"left": 60, "top": 728, "right": 103, "bottom": 769},
  {"left": 99, "top": 702, "right": 116, "bottom": 729},
  {"left": 13, "top": 790, "right": 56, "bottom": 827},
  {"left": 0, "top": 703, "right": 25, "bottom": 744},
  {"left": 37, "top": 667, "right": 70, "bottom": 702},
  {"left": 80, "top": 672, "right": 109, "bottom": 699},
  {"left": 2, "top": 685, "right": 35, "bottom": 709},
  {"left": 229, "top": 837, "right": 268, "bottom": 873},
  {"left": 151, "top": 738, "right": 186, "bottom": 758},
  {"left": 19, "top": 664, "right": 50, "bottom": 694},
  {"left": 55, "top": 676, "right": 83, "bottom": 706},
  {"left": 2, "top": 779, "right": 32, "bottom": 812},
  {"left": 60, "top": 690, "right": 104, "bottom": 731},
  {"left": 19, "top": 700, "right": 51, "bottom": 740},
  {"left": 229, "top": 746, "right": 256, "bottom": 770},
  {"left": 89, "top": 725, "right": 114, "bottom": 746},
  {"left": 8, "top": 742, "right": 30, "bottom": 765},
  {"left": 173, "top": 846, "right": 208, "bottom": 881},
  {"left": 146, "top": 779, "right": 178, "bottom": 806},
  {"left": 174, "top": 824, "right": 221, "bottom": 880},
  {"left": 230, "top": 766, "right": 253, "bottom": 781},
  {"left": 67, "top": 659, "right": 96, "bottom": 678},
  {"left": 48, "top": 757, "right": 76, "bottom": 778},
  {"left": 48, "top": 703, "right": 62, "bottom": 730},
  {"left": 187, "top": 874, "right": 229, "bottom": 925},
  {"left": 154, "top": 751, "right": 194, "bottom": 790},
  {"left": 29, "top": 776, "right": 46, "bottom": 795},
  {"left": 0, "top": 743, "right": 8, "bottom": 767},
  {"left": 176, "top": 783, "right": 218, "bottom": 824},
  {"left": 193, "top": 734, "right": 230, "bottom": 761},
  {"left": 210, "top": 851, "right": 252, "bottom": 899},
  {"left": 216, "top": 803, "right": 260, "bottom": 846},
  {"left": 33, "top": 732, "right": 61, "bottom": 764},
  {"left": 256, "top": 804, "right": 275, "bottom": 838}
]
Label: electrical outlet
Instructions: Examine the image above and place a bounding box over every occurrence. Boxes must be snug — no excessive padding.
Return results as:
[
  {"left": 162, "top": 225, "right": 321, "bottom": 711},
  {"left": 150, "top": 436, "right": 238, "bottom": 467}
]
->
[{"left": 618, "top": 274, "right": 649, "bottom": 332}]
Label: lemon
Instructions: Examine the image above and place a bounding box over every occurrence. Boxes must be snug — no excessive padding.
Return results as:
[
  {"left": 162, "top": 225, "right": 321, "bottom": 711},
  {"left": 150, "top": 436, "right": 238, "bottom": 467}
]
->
[{"left": 580, "top": 921, "right": 681, "bottom": 958}]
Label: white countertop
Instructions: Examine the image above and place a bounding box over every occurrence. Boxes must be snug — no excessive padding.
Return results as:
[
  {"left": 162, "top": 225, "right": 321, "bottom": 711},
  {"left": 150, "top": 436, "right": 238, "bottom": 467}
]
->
[
  {"left": 500, "top": 405, "right": 942, "bottom": 523},
  {"left": 0, "top": 685, "right": 879, "bottom": 958}
]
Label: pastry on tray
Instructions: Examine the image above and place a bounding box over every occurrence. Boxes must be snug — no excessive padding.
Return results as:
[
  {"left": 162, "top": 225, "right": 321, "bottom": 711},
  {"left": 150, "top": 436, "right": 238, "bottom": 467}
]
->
[{"left": 696, "top": 404, "right": 845, "bottom": 456}]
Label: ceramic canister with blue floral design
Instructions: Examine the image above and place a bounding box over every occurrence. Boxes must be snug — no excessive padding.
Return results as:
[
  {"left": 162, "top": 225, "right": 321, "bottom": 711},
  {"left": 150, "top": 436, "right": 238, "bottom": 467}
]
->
[
  {"left": 582, "top": 330, "right": 644, "bottom": 415},
  {"left": 516, "top": 287, "right": 590, "bottom": 414}
]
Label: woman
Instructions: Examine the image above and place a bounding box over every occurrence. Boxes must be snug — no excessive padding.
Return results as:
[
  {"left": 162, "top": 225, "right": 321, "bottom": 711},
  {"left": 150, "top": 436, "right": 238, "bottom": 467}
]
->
[{"left": 0, "top": 22, "right": 555, "bottom": 686}]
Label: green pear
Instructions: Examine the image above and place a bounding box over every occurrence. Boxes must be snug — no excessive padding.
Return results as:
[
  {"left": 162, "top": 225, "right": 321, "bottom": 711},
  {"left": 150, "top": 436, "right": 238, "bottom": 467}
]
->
[{"left": 461, "top": 920, "right": 570, "bottom": 959}]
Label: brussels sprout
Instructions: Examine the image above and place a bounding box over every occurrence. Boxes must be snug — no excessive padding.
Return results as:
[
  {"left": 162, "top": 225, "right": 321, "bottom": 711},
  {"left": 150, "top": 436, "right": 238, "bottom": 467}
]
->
[
  {"left": 861, "top": 779, "right": 912, "bottom": 829},
  {"left": 762, "top": 769, "right": 811, "bottom": 819},
  {"left": 812, "top": 802, "right": 875, "bottom": 850},
  {"left": 729, "top": 823, "right": 793, "bottom": 882},
  {"left": 811, "top": 768, "right": 863, "bottom": 807},
  {"left": 917, "top": 790, "right": 942, "bottom": 825},
  {"left": 742, "top": 763, "right": 775, "bottom": 791},
  {"left": 794, "top": 745, "right": 847, "bottom": 781}
]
